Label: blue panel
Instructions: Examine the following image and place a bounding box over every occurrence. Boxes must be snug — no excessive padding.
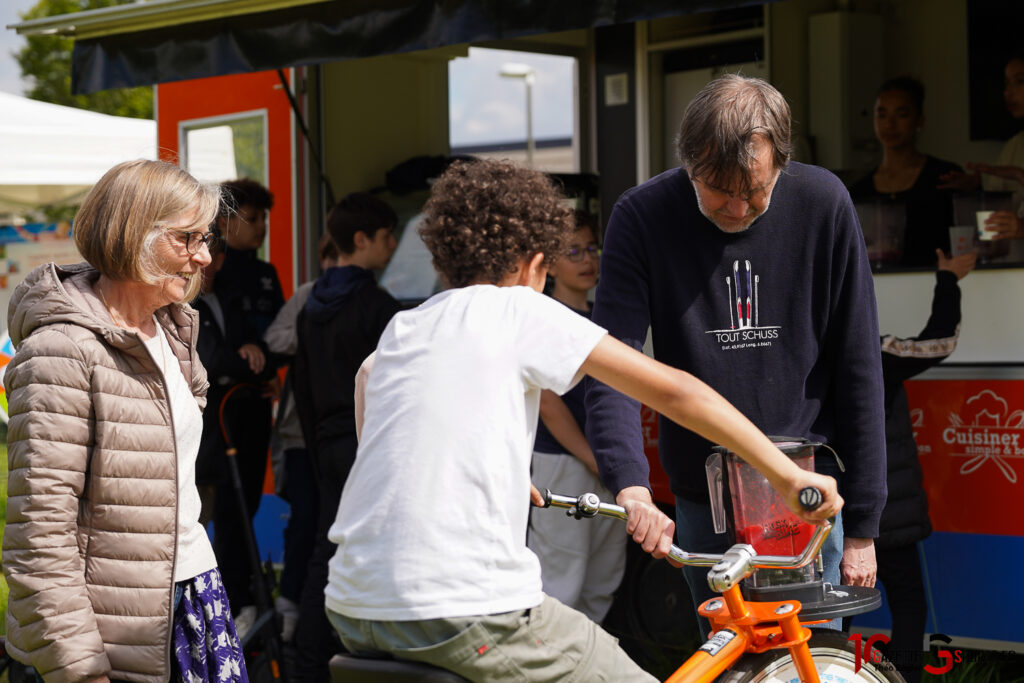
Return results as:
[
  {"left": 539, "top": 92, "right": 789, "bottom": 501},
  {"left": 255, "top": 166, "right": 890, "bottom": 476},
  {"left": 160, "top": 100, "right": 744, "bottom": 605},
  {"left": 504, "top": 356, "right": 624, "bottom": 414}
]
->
[
  {"left": 253, "top": 493, "right": 289, "bottom": 564},
  {"left": 919, "top": 532, "right": 1024, "bottom": 643},
  {"left": 847, "top": 533, "right": 1024, "bottom": 643}
]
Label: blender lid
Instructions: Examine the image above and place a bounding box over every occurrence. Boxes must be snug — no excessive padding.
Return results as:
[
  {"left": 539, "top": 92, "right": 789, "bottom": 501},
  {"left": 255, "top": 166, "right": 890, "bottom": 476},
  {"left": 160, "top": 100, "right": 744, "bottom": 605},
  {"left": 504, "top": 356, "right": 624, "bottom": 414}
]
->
[{"left": 711, "top": 435, "right": 823, "bottom": 454}]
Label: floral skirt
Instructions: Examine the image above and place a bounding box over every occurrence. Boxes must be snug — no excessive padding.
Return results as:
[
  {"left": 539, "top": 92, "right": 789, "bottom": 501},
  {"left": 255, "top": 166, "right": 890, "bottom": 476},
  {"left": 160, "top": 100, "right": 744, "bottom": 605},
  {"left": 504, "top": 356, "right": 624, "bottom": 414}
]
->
[{"left": 172, "top": 567, "right": 249, "bottom": 682}]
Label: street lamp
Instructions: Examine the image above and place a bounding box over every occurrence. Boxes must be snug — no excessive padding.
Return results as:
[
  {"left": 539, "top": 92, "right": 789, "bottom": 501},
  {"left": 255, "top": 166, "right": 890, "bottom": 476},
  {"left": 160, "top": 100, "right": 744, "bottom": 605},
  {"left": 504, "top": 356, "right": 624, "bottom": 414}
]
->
[{"left": 499, "top": 62, "right": 535, "bottom": 167}]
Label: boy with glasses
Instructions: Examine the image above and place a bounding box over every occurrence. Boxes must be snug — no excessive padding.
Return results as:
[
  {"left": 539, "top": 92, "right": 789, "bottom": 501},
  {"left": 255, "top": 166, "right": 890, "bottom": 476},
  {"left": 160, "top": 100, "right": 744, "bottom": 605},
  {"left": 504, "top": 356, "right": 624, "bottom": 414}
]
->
[{"left": 527, "top": 210, "right": 623, "bottom": 623}]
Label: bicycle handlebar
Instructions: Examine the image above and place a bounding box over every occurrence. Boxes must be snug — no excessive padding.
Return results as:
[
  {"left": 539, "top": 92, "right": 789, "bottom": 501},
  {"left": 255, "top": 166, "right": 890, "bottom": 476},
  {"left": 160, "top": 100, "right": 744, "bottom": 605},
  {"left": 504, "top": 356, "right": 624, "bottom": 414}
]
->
[{"left": 539, "top": 490, "right": 831, "bottom": 589}]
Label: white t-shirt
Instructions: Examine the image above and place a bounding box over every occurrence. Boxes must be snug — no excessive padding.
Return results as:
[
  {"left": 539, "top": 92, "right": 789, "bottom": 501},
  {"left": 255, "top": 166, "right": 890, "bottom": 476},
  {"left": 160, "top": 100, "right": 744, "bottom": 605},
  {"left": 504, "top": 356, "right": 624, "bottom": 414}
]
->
[
  {"left": 324, "top": 285, "right": 607, "bottom": 621},
  {"left": 144, "top": 320, "right": 218, "bottom": 582}
]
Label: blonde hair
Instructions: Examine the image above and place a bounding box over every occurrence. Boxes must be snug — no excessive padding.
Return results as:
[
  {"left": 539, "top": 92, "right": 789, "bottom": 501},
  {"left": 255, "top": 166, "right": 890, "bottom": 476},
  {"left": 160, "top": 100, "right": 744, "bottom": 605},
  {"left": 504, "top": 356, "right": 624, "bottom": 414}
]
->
[{"left": 74, "top": 159, "right": 221, "bottom": 303}]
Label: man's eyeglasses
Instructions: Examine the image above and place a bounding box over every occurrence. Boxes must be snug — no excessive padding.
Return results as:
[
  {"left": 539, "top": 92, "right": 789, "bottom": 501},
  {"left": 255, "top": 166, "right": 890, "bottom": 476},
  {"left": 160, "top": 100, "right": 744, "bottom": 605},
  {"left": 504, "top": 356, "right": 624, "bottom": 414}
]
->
[
  {"left": 565, "top": 245, "right": 600, "bottom": 262},
  {"left": 180, "top": 230, "right": 219, "bottom": 255}
]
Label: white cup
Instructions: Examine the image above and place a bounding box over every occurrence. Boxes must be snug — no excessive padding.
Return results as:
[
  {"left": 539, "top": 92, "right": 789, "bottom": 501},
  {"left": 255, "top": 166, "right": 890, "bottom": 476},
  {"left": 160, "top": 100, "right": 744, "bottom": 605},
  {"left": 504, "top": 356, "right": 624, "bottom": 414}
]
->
[{"left": 976, "top": 210, "right": 998, "bottom": 241}]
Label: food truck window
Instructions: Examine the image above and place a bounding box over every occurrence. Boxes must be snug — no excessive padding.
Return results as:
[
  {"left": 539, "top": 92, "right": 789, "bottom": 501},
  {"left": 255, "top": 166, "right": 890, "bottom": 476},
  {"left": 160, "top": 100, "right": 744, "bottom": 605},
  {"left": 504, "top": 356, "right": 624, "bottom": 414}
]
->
[
  {"left": 448, "top": 47, "right": 579, "bottom": 174},
  {"left": 181, "top": 112, "right": 268, "bottom": 187}
]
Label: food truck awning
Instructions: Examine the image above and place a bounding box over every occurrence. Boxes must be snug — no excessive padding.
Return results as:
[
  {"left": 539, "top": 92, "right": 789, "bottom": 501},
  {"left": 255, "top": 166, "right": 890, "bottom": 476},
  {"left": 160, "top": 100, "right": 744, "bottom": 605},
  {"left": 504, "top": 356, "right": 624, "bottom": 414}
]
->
[{"left": 10, "top": 0, "right": 770, "bottom": 94}]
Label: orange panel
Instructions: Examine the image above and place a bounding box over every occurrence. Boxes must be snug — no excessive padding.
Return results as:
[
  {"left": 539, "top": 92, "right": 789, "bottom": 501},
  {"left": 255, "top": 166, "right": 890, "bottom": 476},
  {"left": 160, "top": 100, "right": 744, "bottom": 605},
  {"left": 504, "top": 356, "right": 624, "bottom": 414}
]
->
[{"left": 905, "top": 379, "right": 1024, "bottom": 536}]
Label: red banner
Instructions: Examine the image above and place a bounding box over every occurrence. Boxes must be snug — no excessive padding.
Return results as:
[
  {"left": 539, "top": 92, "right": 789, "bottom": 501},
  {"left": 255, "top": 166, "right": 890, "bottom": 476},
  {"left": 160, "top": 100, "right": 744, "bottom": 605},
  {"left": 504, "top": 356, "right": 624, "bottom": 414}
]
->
[{"left": 905, "top": 380, "right": 1024, "bottom": 536}]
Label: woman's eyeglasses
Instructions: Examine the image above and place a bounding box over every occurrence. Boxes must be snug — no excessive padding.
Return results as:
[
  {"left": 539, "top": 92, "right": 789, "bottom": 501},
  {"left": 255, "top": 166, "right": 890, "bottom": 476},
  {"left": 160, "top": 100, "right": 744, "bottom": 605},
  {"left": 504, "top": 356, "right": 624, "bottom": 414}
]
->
[
  {"left": 180, "top": 230, "right": 219, "bottom": 255},
  {"left": 565, "top": 245, "right": 600, "bottom": 262}
]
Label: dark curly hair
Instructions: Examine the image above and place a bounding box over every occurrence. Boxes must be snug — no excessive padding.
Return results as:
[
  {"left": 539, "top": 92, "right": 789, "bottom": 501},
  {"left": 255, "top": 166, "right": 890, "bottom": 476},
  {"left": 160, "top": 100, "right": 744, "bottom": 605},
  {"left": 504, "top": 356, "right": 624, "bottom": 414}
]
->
[{"left": 419, "top": 160, "right": 573, "bottom": 288}]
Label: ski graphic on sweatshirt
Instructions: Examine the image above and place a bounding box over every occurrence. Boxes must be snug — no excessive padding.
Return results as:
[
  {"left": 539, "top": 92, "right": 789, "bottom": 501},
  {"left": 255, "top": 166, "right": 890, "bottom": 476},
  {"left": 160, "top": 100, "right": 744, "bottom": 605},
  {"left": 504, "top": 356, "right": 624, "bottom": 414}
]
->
[{"left": 706, "top": 259, "right": 780, "bottom": 350}]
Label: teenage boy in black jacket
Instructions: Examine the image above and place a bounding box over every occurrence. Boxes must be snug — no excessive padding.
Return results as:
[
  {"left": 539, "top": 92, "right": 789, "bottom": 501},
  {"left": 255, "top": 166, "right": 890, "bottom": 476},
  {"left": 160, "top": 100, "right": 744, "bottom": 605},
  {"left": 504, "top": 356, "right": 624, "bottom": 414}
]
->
[{"left": 291, "top": 192, "right": 401, "bottom": 681}]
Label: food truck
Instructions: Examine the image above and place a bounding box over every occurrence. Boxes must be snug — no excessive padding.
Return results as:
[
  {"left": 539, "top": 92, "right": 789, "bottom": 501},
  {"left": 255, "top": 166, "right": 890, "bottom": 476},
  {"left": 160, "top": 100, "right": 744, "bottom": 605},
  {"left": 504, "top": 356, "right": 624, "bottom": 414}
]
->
[{"left": 11, "top": 0, "right": 1022, "bottom": 653}]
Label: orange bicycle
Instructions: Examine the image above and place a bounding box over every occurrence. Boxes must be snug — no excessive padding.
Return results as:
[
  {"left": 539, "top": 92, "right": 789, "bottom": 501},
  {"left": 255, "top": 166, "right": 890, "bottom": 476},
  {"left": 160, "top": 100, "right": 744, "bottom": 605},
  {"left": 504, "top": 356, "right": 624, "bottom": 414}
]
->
[{"left": 540, "top": 489, "right": 902, "bottom": 683}]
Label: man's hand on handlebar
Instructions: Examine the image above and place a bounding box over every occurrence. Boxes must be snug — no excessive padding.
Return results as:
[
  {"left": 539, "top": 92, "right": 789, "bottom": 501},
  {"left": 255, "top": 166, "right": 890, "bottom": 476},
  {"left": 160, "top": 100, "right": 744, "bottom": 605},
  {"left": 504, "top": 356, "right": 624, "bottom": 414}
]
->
[
  {"left": 615, "top": 486, "right": 682, "bottom": 567},
  {"left": 782, "top": 470, "right": 843, "bottom": 525}
]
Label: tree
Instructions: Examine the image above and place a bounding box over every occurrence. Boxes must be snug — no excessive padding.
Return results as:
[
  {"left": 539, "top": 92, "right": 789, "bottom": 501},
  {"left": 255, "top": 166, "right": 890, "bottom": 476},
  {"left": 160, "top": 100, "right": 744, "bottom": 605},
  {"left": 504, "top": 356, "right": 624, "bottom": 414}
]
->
[{"left": 16, "top": 0, "right": 153, "bottom": 119}]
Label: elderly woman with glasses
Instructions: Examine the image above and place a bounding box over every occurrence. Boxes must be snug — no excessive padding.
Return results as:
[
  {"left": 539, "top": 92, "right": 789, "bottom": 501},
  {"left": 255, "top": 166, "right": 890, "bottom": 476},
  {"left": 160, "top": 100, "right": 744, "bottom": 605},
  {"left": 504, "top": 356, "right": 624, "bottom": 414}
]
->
[
  {"left": 3, "top": 159, "right": 249, "bottom": 683},
  {"left": 526, "top": 210, "right": 625, "bottom": 624}
]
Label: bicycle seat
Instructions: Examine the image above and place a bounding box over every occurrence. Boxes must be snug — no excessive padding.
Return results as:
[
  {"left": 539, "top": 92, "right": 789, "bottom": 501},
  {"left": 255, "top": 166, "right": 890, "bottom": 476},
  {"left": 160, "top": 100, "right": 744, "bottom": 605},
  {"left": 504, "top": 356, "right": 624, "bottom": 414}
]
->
[{"left": 329, "top": 653, "right": 470, "bottom": 682}]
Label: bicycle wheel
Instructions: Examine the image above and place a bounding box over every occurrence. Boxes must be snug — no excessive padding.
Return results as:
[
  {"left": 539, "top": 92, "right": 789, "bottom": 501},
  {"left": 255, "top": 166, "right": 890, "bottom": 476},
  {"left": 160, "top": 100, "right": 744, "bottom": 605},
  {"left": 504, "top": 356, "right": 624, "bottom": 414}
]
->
[{"left": 716, "top": 631, "right": 904, "bottom": 682}]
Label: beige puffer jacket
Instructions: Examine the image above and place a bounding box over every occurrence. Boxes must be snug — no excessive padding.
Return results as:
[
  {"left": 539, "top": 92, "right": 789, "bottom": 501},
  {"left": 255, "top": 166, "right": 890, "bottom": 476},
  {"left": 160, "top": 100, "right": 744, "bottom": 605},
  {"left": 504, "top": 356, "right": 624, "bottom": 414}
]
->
[{"left": 2, "top": 262, "right": 208, "bottom": 683}]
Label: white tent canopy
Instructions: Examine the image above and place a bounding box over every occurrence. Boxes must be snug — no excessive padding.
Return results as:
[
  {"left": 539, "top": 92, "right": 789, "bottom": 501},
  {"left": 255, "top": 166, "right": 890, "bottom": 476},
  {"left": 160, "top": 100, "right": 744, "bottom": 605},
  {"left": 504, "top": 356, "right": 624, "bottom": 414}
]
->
[{"left": 0, "top": 91, "right": 157, "bottom": 213}]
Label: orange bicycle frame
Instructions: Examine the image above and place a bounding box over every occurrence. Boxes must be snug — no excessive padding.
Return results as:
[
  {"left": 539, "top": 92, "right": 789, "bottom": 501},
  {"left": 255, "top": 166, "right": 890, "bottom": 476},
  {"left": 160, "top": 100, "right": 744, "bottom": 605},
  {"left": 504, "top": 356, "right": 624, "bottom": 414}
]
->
[{"left": 665, "top": 584, "right": 822, "bottom": 683}]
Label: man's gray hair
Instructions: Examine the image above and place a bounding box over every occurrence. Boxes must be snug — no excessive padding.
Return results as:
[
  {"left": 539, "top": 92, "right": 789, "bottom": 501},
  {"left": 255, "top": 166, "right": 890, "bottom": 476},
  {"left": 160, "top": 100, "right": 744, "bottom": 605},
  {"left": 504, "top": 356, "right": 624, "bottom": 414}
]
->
[{"left": 676, "top": 74, "right": 792, "bottom": 195}]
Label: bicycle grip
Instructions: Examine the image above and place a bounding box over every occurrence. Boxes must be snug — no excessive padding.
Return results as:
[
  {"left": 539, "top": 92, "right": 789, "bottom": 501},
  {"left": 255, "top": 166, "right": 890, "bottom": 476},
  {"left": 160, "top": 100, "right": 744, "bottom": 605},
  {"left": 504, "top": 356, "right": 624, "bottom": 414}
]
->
[{"left": 798, "top": 486, "right": 823, "bottom": 511}]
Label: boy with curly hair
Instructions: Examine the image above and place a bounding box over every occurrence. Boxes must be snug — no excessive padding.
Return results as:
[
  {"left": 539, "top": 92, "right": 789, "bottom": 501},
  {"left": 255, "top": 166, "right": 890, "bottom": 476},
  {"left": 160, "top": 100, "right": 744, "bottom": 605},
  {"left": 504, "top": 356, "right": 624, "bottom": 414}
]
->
[{"left": 323, "top": 159, "right": 841, "bottom": 681}]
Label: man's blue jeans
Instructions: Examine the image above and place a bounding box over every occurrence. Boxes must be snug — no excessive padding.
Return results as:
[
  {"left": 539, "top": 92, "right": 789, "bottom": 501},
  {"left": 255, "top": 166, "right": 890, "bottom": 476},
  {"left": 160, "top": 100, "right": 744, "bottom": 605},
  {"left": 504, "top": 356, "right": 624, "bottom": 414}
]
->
[{"left": 674, "top": 495, "right": 844, "bottom": 639}]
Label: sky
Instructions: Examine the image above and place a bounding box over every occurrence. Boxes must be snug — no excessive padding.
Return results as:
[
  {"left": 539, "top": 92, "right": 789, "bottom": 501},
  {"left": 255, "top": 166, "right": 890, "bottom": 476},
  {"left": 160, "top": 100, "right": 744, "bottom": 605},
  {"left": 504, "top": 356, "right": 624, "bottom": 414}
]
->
[
  {"left": 0, "top": 0, "right": 35, "bottom": 95},
  {"left": 1, "top": 3, "right": 575, "bottom": 146}
]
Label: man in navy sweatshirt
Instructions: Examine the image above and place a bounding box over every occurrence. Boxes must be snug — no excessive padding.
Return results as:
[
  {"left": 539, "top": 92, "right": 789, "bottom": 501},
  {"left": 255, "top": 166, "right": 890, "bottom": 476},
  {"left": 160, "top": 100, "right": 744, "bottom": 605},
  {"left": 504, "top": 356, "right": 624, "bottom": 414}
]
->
[{"left": 585, "top": 74, "right": 886, "bottom": 634}]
